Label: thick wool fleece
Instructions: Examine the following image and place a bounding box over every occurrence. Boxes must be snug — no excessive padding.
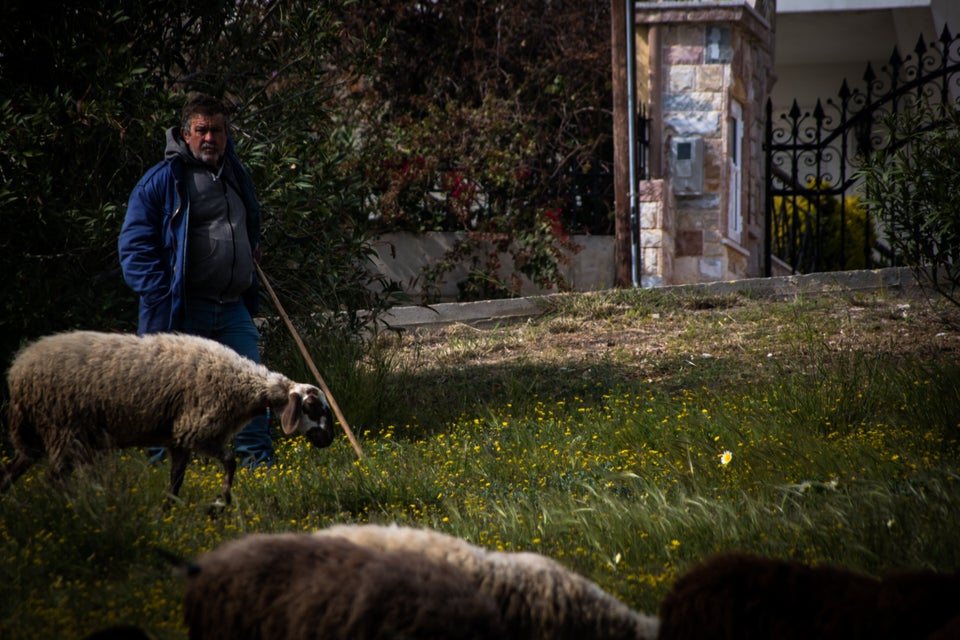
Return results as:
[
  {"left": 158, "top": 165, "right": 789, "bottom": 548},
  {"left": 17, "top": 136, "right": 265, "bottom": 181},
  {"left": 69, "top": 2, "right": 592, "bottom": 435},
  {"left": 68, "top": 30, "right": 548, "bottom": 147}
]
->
[
  {"left": 316, "top": 523, "right": 660, "bottom": 640},
  {"left": 3, "top": 331, "right": 333, "bottom": 500},
  {"left": 8, "top": 332, "right": 285, "bottom": 456},
  {"left": 183, "top": 533, "right": 507, "bottom": 640}
]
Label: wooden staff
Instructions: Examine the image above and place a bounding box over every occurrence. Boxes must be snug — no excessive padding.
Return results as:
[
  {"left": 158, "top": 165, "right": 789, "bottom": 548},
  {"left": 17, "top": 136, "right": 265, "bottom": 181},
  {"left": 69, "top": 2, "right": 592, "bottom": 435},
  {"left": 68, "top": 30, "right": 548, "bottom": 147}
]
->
[{"left": 256, "top": 262, "right": 364, "bottom": 459}]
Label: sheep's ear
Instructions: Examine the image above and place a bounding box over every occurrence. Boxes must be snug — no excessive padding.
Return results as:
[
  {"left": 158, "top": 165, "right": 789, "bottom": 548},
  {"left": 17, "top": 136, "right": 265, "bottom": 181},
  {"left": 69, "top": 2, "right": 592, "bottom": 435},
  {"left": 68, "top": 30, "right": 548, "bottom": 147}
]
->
[{"left": 280, "top": 391, "right": 304, "bottom": 435}]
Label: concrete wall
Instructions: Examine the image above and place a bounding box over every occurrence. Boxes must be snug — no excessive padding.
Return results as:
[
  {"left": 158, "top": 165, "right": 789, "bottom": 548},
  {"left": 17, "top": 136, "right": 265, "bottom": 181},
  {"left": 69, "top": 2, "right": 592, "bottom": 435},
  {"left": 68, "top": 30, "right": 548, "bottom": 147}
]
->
[{"left": 370, "top": 232, "right": 615, "bottom": 302}]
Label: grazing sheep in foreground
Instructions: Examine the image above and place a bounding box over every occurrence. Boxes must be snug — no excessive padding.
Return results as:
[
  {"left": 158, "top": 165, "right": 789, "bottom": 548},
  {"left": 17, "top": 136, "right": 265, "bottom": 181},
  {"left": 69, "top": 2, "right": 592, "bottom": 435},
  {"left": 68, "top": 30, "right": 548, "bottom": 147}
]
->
[
  {"left": 1, "top": 330, "right": 335, "bottom": 504},
  {"left": 183, "top": 532, "right": 508, "bottom": 640},
  {"left": 315, "top": 523, "right": 660, "bottom": 640},
  {"left": 657, "top": 551, "right": 960, "bottom": 640}
]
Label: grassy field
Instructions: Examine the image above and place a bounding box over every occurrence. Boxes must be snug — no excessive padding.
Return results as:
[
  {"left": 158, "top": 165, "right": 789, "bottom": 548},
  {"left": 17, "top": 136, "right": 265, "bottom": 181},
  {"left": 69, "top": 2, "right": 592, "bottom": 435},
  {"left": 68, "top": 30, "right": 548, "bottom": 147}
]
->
[{"left": 2, "top": 284, "right": 959, "bottom": 638}]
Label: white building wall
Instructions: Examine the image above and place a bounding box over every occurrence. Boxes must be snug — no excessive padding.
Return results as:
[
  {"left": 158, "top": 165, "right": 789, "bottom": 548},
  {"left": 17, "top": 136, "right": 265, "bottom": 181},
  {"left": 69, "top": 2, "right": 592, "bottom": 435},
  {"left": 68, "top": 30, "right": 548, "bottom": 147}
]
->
[{"left": 773, "top": 0, "right": 960, "bottom": 112}]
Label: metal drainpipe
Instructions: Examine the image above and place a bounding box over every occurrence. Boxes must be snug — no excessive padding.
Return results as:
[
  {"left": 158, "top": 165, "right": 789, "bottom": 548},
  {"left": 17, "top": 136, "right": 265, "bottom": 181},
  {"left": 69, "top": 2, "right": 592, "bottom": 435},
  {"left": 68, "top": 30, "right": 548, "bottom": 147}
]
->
[{"left": 625, "top": 0, "right": 640, "bottom": 287}]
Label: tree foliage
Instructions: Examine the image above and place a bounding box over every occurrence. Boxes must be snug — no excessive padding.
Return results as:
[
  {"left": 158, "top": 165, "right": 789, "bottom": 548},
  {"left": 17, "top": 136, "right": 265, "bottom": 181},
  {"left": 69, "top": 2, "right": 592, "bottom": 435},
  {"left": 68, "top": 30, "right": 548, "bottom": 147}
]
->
[
  {"left": 0, "top": 0, "right": 387, "bottom": 372},
  {"left": 857, "top": 107, "right": 960, "bottom": 307},
  {"left": 333, "top": 0, "right": 614, "bottom": 300},
  {"left": 1, "top": 1, "right": 183, "bottom": 367},
  {"left": 0, "top": 0, "right": 617, "bottom": 372}
]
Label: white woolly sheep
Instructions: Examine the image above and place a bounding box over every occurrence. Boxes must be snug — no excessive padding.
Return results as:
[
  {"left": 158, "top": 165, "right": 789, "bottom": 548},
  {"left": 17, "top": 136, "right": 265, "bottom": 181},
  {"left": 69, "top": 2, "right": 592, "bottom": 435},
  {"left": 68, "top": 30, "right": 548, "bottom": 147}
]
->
[
  {"left": 183, "top": 532, "right": 508, "bottom": 640},
  {"left": 181, "top": 527, "right": 659, "bottom": 640},
  {"left": 315, "top": 523, "right": 661, "bottom": 640},
  {"left": 1, "top": 330, "right": 335, "bottom": 504},
  {"left": 657, "top": 551, "right": 960, "bottom": 640}
]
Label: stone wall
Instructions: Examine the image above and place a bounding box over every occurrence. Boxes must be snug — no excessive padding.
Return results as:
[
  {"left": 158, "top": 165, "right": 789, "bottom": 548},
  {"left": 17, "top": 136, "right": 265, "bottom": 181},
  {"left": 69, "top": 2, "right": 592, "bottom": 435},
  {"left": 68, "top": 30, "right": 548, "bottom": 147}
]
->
[
  {"left": 369, "top": 2, "right": 778, "bottom": 298},
  {"left": 636, "top": 1, "right": 775, "bottom": 285}
]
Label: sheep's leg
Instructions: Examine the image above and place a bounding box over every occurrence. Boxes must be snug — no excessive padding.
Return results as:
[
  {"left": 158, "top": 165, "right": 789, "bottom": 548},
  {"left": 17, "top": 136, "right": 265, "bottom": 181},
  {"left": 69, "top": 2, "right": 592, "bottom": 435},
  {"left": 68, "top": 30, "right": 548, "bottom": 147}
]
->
[
  {"left": 0, "top": 454, "right": 35, "bottom": 492},
  {"left": 209, "top": 447, "right": 237, "bottom": 506},
  {"left": 166, "top": 446, "right": 191, "bottom": 506},
  {"left": 46, "top": 454, "right": 76, "bottom": 487},
  {"left": 220, "top": 451, "right": 236, "bottom": 506},
  {"left": 194, "top": 444, "right": 236, "bottom": 508}
]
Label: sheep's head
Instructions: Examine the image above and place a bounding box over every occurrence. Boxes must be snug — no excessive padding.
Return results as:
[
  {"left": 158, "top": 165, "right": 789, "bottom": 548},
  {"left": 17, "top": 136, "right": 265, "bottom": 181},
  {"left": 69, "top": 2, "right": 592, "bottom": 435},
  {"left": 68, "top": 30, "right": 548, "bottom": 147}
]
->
[{"left": 281, "top": 384, "right": 335, "bottom": 448}]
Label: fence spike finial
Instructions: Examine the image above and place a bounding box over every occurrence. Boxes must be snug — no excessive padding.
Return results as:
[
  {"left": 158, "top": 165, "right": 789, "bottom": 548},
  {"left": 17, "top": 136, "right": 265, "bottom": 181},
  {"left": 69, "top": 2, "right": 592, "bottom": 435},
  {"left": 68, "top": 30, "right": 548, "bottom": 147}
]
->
[
  {"left": 914, "top": 34, "right": 927, "bottom": 59},
  {"left": 888, "top": 46, "right": 903, "bottom": 70},
  {"left": 789, "top": 99, "right": 801, "bottom": 120},
  {"left": 838, "top": 79, "right": 851, "bottom": 102},
  {"left": 939, "top": 23, "right": 952, "bottom": 45}
]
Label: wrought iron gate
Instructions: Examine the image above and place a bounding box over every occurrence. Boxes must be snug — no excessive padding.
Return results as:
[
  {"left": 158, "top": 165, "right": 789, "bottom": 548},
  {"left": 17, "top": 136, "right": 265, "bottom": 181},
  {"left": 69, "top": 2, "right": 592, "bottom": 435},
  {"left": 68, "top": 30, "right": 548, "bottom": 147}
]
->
[{"left": 764, "top": 26, "right": 960, "bottom": 276}]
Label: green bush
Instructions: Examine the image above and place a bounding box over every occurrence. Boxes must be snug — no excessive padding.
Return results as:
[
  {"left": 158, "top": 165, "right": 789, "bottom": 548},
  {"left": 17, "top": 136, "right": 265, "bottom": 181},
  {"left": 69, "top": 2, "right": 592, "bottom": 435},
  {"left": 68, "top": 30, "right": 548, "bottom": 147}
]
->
[
  {"left": 0, "top": 2, "right": 395, "bottom": 380},
  {"left": 0, "top": 0, "right": 617, "bottom": 375},
  {"left": 857, "top": 107, "right": 960, "bottom": 307},
  {"left": 336, "top": 1, "right": 614, "bottom": 300}
]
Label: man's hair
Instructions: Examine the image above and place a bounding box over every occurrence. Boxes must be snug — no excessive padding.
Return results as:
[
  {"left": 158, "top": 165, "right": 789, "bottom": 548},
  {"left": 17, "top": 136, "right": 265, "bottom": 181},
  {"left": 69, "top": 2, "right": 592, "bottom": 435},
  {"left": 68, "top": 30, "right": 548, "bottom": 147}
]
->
[{"left": 181, "top": 94, "right": 231, "bottom": 132}]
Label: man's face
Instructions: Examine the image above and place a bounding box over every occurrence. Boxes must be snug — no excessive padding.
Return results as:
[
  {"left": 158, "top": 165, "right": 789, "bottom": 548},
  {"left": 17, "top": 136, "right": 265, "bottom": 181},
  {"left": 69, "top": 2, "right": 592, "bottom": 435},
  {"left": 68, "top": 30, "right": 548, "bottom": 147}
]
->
[{"left": 182, "top": 113, "right": 228, "bottom": 167}]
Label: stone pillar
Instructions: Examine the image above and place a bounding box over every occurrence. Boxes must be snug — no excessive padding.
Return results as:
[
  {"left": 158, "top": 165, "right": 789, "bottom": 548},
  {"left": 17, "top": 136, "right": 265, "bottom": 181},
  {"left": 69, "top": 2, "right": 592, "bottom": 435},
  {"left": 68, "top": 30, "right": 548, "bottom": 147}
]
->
[{"left": 634, "top": 1, "right": 775, "bottom": 285}]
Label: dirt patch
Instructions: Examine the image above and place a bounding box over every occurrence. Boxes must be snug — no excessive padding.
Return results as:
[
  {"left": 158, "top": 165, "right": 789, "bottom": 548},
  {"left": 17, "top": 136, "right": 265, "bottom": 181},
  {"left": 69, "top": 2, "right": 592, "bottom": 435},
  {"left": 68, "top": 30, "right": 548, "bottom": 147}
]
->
[{"left": 385, "top": 288, "right": 960, "bottom": 379}]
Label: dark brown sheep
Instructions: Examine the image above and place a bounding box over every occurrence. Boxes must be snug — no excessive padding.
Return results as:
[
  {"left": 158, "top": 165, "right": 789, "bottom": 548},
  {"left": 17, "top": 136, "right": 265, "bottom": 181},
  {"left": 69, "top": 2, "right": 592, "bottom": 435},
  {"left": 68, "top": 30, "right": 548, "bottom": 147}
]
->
[{"left": 658, "top": 552, "right": 960, "bottom": 640}]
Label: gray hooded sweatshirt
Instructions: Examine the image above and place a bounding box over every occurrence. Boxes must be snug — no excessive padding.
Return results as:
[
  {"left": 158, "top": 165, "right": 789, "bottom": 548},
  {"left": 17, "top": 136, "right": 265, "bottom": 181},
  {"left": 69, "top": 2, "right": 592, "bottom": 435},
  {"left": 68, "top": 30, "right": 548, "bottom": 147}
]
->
[{"left": 165, "top": 126, "right": 255, "bottom": 303}]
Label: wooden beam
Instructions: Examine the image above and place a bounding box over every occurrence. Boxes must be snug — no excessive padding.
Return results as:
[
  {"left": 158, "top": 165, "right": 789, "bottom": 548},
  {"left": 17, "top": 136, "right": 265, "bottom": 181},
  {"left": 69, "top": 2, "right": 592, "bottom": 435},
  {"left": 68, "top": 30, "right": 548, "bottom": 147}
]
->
[{"left": 611, "top": 0, "right": 632, "bottom": 288}]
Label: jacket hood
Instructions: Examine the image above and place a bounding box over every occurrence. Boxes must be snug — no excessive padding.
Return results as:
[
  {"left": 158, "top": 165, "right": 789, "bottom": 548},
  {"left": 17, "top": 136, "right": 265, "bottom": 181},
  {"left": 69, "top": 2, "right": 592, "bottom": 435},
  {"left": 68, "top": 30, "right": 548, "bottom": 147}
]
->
[
  {"left": 164, "top": 126, "right": 239, "bottom": 167},
  {"left": 164, "top": 126, "right": 201, "bottom": 164}
]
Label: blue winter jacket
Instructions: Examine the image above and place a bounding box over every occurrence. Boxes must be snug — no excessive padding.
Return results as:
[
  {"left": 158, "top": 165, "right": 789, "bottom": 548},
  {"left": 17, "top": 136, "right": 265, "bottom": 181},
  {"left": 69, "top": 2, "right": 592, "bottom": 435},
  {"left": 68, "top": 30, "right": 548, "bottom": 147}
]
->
[{"left": 119, "top": 137, "right": 261, "bottom": 335}]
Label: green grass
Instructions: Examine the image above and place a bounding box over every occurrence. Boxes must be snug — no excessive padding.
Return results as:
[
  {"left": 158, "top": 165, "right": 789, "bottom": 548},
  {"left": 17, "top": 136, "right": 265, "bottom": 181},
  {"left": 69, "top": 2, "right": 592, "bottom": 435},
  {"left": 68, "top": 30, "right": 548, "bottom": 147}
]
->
[{"left": 2, "top": 286, "right": 959, "bottom": 638}]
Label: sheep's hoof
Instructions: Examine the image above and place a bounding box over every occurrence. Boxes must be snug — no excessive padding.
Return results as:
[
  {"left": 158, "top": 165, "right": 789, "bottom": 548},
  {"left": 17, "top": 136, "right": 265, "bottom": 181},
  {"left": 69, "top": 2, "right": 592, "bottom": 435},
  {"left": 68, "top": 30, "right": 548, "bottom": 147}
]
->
[{"left": 206, "top": 497, "right": 228, "bottom": 518}]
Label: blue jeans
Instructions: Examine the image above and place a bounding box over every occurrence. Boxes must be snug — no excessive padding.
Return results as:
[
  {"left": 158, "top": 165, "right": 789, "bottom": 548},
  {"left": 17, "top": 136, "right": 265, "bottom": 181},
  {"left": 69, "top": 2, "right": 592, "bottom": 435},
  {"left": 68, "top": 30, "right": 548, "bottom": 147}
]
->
[{"left": 150, "top": 298, "right": 275, "bottom": 468}]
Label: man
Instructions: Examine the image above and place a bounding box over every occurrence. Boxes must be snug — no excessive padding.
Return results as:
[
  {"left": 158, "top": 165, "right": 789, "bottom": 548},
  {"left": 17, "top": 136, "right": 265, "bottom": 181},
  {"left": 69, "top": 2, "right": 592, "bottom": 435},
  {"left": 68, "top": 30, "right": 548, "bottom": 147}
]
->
[{"left": 119, "top": 93, "right": 274, "bottom": 468}]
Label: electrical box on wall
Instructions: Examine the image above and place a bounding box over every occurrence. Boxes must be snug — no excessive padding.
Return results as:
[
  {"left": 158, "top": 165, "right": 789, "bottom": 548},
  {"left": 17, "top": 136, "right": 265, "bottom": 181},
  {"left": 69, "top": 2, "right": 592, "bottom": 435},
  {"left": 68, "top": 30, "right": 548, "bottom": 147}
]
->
[{"left": 671, "top": 136, "right": 704, "bottom": 195}]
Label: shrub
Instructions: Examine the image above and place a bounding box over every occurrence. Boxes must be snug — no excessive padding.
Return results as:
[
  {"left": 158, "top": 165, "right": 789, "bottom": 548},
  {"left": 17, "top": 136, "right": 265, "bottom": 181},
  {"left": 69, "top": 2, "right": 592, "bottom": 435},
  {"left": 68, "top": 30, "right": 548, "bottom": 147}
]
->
[{"left": 857, "top": 107, "right": 960, "bottom": 307}]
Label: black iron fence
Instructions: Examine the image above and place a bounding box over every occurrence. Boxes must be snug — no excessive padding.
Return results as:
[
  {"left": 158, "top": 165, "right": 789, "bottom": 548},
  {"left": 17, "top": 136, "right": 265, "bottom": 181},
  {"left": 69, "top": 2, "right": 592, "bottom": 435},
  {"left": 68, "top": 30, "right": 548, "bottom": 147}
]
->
[
  {"left": 764, "top": 26, "right": 960, "bottom": 275},
  {"left": 538, "top": 102, "right": 651, "bottom": 236}
]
